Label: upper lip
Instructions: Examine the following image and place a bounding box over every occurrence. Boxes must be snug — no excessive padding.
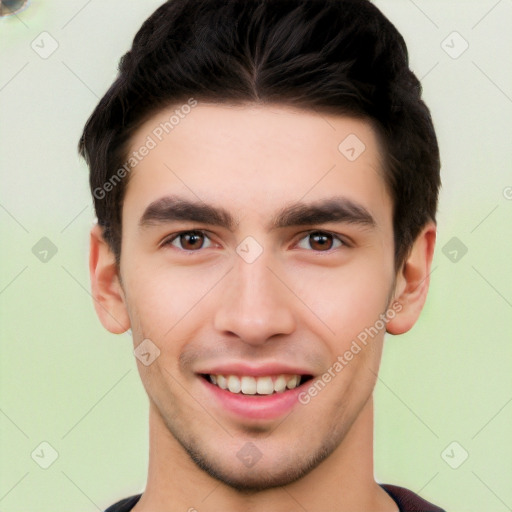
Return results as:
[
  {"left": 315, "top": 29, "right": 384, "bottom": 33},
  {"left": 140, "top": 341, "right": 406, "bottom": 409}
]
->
[{"left": 196, "top": 362, "right": 314, "bottom": 377}]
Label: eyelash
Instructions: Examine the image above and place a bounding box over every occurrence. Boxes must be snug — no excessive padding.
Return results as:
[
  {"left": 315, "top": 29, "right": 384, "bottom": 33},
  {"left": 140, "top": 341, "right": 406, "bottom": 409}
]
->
[{"left": 161, "top": 230, "right": 350, "bottom": 253}]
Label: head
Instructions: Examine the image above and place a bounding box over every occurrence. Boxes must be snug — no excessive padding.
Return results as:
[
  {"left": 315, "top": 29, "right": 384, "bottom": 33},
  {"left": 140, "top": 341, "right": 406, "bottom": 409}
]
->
[{"left": 81, "top": 0, "right": 440, "bottom": 492}]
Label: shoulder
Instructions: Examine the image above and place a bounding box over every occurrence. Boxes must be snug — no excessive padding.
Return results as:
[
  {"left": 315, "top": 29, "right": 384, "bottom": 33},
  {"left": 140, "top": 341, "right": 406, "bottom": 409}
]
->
[
  {"left": 104, "top": 494, "right": 142, "bottom": 512},
  {"left": 381, "top": 484, "right": 446, "bottom": 512}
]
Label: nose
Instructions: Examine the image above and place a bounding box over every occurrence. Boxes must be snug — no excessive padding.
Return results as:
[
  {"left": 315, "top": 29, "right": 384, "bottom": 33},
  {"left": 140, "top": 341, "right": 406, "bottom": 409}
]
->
[{"left": 213, "top": 251, "right": 296, "bottom": 346}]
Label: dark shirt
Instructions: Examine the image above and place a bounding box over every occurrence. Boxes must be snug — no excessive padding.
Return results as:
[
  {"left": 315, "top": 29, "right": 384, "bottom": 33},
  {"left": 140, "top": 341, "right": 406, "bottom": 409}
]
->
[{"left": 104, "top": 484, "right": 446, "bottom": 511}]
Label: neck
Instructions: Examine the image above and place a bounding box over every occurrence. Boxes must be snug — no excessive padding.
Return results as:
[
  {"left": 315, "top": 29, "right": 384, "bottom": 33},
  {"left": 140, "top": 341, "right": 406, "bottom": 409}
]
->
[{"left": 133, "top": 396, "right": 397, "bottom": 512}]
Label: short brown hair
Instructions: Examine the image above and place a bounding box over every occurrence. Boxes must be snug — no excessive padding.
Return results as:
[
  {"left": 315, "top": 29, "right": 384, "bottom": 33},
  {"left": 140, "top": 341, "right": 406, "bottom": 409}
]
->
[{"left": 79, "top": 0, "right": 441, "bottom": 272}]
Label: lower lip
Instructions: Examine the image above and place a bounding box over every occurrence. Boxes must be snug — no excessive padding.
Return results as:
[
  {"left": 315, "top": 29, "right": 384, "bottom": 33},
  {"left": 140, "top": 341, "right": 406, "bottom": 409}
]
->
[{"left": 199, "top": 376, "right": 308, "bottom": 420}]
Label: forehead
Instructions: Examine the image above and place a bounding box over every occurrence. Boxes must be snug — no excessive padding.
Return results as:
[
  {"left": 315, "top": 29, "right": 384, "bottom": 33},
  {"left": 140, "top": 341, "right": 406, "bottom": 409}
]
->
[{"left": 122, "top": 103, "right": 392, "bottom": 230}]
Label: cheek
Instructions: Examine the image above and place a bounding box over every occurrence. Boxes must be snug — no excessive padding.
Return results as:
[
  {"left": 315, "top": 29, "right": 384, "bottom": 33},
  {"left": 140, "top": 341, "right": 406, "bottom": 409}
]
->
[
  {"left": 123, "top": 260, "right": 220, "bottom": 341},
  {"left": 289, "top": 259, "right": 392, "bottom": 341}
]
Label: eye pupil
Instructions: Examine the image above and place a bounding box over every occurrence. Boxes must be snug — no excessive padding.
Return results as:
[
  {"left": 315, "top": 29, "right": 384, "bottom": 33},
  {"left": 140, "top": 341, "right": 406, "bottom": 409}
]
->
[
  {"left": 310, "top": 232, "right": 333, "bottom": 250},
  {"left": 168, "top": 230, "right": 341, "bottom": 252},
  {"left": 182, "top": 232, "right": 203, "bottom": 249}
]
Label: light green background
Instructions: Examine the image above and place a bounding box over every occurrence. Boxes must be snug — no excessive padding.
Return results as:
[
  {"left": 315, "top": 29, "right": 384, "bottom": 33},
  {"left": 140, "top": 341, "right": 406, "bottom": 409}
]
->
[{"left": 1, "top": 1, "right": 511, "bottom": 511}]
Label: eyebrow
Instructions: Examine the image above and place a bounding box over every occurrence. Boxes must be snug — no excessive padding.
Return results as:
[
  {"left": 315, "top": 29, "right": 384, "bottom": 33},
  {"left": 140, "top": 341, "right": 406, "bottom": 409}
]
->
[{"left": 139, "top": 194, "right": 376, "bottom": 231}]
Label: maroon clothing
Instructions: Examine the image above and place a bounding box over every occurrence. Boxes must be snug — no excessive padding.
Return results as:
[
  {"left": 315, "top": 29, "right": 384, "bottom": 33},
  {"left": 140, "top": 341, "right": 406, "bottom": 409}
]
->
[
  {"left": 104, "top": 484, "right": 445, "bottom": 511},
  {"left": 381, "top": 484, "right": 446, "bottom": 511}
]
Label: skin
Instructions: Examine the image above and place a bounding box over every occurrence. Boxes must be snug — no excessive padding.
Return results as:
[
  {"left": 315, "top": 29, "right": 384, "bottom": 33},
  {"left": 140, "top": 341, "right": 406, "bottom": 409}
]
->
[{"left": 90, "top": 103, "right": 436, "bottom": 512}]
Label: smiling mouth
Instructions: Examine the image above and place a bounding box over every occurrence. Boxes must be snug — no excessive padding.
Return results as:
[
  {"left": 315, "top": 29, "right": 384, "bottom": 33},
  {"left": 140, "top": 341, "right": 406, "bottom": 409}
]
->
[{"left": 200, "top": 373, "right": 313, "bottom": 396}]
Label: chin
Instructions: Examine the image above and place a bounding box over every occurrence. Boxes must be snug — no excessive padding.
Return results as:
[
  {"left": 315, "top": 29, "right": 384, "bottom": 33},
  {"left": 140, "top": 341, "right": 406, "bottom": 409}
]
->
[{"left": 181, "top": 436, "right": 335, "bottom": 493}]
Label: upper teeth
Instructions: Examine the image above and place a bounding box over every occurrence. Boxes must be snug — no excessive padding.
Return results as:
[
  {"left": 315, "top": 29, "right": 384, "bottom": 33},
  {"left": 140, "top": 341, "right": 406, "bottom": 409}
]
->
[{"left": 209, "top": 374, "right": 302, "bottom": 395}]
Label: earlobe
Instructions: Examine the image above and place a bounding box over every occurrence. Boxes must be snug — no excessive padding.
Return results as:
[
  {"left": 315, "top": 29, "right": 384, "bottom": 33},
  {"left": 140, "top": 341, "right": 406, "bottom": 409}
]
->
[
  {"left": 89, "top": 224, "right": 131, "bottom": 334},
  {"left": 386, "top": 222, "right": 437, "bottom": 335}
]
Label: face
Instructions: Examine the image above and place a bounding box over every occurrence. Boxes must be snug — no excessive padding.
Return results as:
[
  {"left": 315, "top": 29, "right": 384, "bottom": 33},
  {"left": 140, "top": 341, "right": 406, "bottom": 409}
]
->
[{"left": 117, "top": 103, "right": 397, "bottom": 490}]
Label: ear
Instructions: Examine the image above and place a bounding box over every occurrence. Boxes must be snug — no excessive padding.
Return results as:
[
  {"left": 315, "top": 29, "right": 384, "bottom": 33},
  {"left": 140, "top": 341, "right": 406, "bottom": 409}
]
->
[
  {"left": 89, "top": 223, "right": 131, "bottom": 334},
  {"left": 386, "top": 222, "right": 436, "bottom": 335}
]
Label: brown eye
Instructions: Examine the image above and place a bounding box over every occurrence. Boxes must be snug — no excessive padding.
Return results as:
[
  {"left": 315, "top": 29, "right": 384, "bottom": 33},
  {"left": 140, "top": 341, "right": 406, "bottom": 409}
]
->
[
  {"left": 296, "top": 231, "right": 344, "bottom": 251},
  {"left": 165, "top": 231, "right": 213, "bottom": 251}
]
